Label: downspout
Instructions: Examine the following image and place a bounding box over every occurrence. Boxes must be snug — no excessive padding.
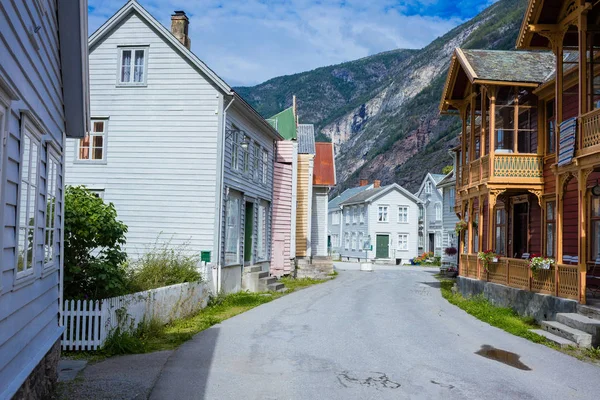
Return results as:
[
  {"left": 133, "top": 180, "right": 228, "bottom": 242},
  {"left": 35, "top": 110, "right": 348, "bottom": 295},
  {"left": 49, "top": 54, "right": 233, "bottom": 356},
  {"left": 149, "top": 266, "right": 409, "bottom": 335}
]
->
[{"left": 215, "top": 95, "right": 235, "bottom": 293}]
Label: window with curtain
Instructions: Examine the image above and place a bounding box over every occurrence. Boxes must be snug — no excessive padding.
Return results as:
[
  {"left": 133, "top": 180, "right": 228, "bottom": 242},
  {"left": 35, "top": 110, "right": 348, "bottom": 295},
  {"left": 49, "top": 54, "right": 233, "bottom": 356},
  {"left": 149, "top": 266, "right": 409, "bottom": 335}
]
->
[
  {"left": 79, "top": 120, "right": 107, "bottom": 161},
  {"left": 353, "top": 207, "right": 358, "bottom": 223},
  {"left": 398, "top": 206, "right": 408, "bottom": 223},
  {"left": 44, "top": 154, "right": 60, "bottom": 268},
  {"left": 398, "top": 234, "right": 409, "bottom": 250},
  {"left": 242, "top": 137, "right": 250, "bottom": 173},
  {"left": 546, "top": 200, "right": 556, "bottom": 258},
  {"left": 495, "top": 208, "right": 506, "bottom": 255},
  {"left": 17, "top": 132, "right": 40, "bottom": 274},
  {"left": 253, "top": 144, "right": 260, "bottom": 181},
  {"left": 224, "top": 192, "right": 241, "bottom": 265},
  {"left": 425, "top": 181, "right": 432, "bottom": 194},
  {"left": 257, "top": 201, "right": 268, "bottom": 261},
  {"left": 546, "top": 100, "right": 555, "bottom": 154},
  {"left": 591, "top": 197, "right": 600, "bottom": 261},
  {"left": 119, "top": 48, "right": 147, "bottom": 85}
]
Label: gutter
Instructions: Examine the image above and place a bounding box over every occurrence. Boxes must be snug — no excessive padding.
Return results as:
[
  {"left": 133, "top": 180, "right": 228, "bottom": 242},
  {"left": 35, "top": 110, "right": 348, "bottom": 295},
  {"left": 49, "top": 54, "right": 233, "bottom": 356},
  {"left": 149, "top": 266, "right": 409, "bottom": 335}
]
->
[{"left": 215, "top": 94, "right": 235, "bottom": 293}]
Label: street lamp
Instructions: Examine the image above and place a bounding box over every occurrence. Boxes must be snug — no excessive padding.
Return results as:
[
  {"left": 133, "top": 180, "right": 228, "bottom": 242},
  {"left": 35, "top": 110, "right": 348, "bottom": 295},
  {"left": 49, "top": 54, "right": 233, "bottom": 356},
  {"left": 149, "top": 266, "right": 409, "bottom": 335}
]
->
[{"left": 225, "top": 128, "right": 250, "bottom": 149}]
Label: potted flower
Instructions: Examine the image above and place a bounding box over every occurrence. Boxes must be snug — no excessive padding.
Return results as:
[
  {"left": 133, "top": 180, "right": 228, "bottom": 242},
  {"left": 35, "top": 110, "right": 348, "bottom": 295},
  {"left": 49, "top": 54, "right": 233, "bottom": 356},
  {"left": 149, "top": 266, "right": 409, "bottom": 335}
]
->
[
  {"left": 455, "top": 219, "right": 468, "bottom": 235},
  {"left": 444, "top": 247, "right": 458, "bottom": 256},
  {"left": 529, "top": 256, "right": 554, "bottom": 276},
  {"left": 477, "top": 250, "right": 500, "bottom": 272}
]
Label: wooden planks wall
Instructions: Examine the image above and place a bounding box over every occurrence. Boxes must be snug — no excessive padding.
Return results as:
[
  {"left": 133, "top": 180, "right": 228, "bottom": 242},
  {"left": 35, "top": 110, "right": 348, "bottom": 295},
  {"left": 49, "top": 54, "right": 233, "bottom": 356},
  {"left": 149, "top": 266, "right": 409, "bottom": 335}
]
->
[{"left": 295, "top": 155, "right": 313, "bottom": 257}]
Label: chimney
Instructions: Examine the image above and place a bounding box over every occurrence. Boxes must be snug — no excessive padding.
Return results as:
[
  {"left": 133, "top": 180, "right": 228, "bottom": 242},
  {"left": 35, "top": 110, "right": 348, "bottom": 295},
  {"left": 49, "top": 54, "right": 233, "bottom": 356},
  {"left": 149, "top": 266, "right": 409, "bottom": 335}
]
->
[
  {"left": 374, "top": 180, "right": 381, "bottom": 188},
  {"left": 359, "top": 179, "right": 369, "bottom": 187},
  {"left": 171, "top": 11, "right": 191, "bottom": 49}
]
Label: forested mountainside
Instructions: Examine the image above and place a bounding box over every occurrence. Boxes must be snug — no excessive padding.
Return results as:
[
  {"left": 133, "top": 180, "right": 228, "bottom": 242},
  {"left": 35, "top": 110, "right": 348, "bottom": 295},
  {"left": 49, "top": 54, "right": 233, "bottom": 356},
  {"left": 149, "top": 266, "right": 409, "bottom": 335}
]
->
[{"left": 236, "top": 0, "right": 528, "bottom": 193}]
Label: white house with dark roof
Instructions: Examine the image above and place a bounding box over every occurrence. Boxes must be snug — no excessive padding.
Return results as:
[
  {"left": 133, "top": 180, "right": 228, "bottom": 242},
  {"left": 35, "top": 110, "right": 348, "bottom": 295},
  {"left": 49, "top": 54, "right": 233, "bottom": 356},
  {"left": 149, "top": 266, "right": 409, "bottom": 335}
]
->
[
  {"left": 337, "top": 182, "right": 422, "bottom": 263},
  {"left": 415, "top": 173, "right": 446, "bottom": 256},
  {"left": 436, "top": 154, "right": 460, "bottom": 266}
]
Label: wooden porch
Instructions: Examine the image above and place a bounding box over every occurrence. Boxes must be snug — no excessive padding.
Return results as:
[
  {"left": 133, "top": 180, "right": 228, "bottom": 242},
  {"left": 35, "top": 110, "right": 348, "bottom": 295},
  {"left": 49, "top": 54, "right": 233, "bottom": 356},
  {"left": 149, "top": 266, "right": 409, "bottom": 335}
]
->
[
  {"left": 460, "top": 254, "right": 580, "bottom": 301},
  {"left": 460, "top": 153, "right": 544, "bottom": 190}
]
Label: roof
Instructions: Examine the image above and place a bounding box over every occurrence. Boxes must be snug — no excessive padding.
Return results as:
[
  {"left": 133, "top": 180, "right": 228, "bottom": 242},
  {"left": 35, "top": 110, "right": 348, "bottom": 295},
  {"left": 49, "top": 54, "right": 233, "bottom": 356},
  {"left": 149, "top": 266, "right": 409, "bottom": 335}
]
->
[
  {"left": 267, "top": 106, "right": 297, "bottom": 140},
  {"left": 88, "top": 0, "right": 281, "bottom": 141},
  {"left": 430, "top": 174, "right": 446, "bottom": 184},
  {"left": 313, "top": 143, "right": 336, "bottom": 186},
  {"left": 340, "top": 183, "right": 422, "bottom": 206},
  {"left": 297, "top": 124, "right": 316, "bottom": 154},
  {"left": 416, "top": 173, "right": 445, "bottom": 197},
  {"left": 517, "top": 0, "right": 578, "bottom": 50},
  {"left": 440, "top": 48, "right": 555, "bottom": 113},
  {"left": 328, "top": 185, "right": 373, "bottom": 210},
  {"left": 436, "top": 171, "right": 455, "bottom": 187}
]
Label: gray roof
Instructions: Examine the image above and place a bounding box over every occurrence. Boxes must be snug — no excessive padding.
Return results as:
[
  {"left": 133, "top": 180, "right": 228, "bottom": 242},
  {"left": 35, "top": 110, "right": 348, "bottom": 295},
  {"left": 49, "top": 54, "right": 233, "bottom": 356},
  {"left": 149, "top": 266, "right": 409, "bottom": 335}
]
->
[
  {"left": 297, "top": 124, "right": 316, "bottom": 154},
  {"left": 459, "top": 49, "right": 555, "bottom": 84},
  {"left": 430, "top": 174, "right": 446, "bottom": 184},
  {"left": 340, "top": 185, "right": 389, "bottom": 206},
  {"left": 437, "top": 171, "right": 455, "bottom": 187},
  {"left": 329, "top": 185, "right": 373, "bottom": 210}
]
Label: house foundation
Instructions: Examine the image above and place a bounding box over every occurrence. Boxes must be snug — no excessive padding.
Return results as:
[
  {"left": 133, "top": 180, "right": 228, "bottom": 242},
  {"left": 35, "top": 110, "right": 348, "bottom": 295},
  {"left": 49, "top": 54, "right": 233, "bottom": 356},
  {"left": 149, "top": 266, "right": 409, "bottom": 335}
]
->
[{"left": 13, "top": 340, "right": 61, "bottom": 400}]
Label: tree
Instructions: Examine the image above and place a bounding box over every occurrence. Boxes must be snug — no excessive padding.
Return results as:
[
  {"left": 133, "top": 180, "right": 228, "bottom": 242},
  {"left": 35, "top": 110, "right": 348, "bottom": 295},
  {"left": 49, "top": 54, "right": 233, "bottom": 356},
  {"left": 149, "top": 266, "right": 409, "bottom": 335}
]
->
[
  {"left": 442, "top": 165, "right": 453, "bottom": 175},
  {"left": 64, "top": 186, "right": 128, "bottom": 300}
]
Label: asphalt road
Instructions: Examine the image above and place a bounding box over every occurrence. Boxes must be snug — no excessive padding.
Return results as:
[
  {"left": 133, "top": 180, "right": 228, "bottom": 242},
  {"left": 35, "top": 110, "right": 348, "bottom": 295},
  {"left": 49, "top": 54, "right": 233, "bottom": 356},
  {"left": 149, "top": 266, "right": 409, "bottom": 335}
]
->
[{"left": 148, "top": 264, "right": 600, "bottom": 400}]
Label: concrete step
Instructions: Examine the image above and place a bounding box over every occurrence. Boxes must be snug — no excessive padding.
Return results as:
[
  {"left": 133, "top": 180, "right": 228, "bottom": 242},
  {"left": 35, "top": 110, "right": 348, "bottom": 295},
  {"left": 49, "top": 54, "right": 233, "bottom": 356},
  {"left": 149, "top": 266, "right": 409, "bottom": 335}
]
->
[
  {"left": 577, "top": 304, "right": 600, "bottom": 321},
  {"left": 541, "top": 321, "right": 592, "bottom": 348},
  {"left": 277, "top": 287, "right": 289, "bottom": 293},
  {"left": 556, "top": 313, "right": 600, "bottom": 346},
  {"left": 258, "top": 271, "right": 269, "bottom": 279},
  {"left": 530, "top": 329, "right": 577, "bottom": 348},
  {"left": 260, "top": 276, "right": 276, "bottom": 286},
  {"left": 268, "top": 282, "right": 284, "bottom": 291},
  {"left": 244, "top": 266, "right": 262, "bottom": 274}
]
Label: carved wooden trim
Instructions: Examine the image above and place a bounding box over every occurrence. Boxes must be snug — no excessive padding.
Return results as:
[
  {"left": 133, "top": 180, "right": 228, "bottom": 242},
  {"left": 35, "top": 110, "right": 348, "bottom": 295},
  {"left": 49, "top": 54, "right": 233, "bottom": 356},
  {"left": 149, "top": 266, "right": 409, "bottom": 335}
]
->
[
  {"left": 527, "top": 189, "right": 543, "bottom": 205},
  {"left": 559, "top": 172, "right": 575, "bottom": 200}
]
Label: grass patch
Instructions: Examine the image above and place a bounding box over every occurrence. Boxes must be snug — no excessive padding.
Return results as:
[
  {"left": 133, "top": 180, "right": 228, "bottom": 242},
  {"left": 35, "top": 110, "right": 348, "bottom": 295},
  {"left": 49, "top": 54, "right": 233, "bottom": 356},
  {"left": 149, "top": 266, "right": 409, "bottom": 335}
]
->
[{"left": 279, "top": 276, "right": 329, "bottom": 292}]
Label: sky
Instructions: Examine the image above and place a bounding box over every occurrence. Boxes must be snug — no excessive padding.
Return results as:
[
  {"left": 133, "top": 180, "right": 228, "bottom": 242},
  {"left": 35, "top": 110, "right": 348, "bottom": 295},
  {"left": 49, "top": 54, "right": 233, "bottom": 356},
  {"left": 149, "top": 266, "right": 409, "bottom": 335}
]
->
[{"left": 88, "top": 0, "right": 497, "bottom": 87}]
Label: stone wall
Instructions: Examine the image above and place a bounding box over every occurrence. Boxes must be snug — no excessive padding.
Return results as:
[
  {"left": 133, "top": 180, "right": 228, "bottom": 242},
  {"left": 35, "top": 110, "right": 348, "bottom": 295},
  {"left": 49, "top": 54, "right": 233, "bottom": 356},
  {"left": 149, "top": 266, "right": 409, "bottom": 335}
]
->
[
  {"left": 296, "top": 257, "right": 334, "bottom": 279},
  {"left": 13, "top": 340, "right": 60, "bottom": 400},
  {"left": 457, "top": 276, "right": 578, "bottom": 322}
]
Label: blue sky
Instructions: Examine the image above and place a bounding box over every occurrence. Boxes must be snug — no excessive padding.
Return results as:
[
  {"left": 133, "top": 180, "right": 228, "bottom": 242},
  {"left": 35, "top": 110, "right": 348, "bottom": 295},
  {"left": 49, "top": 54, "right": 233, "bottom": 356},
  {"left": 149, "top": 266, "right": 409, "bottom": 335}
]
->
[{"left": 88, "top": 0, "right": 497, "bottom": 86}]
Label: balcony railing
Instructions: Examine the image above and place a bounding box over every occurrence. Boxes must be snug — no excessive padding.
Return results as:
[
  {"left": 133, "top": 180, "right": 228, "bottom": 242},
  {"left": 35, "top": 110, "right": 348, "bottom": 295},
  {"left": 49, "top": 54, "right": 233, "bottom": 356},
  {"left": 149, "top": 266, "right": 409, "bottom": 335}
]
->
[
  {"left": 580, "top": 108, "right": 600, "bottom": 152},
  {"left": 458, "top": 153, "right": 543, "bottom": 189},
  {"left": 459, "top": 255, "right": 580, "bottom": 301}
]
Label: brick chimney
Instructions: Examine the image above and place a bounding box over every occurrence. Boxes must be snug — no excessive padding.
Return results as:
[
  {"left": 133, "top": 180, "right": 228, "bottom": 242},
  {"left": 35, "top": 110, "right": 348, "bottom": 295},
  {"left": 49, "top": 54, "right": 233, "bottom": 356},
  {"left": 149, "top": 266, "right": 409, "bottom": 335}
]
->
[
  {"left": 171, "top": 11, "right": 191, "bottom": 49},
  {"left": 374, "top": 180, "right": 381, "bottom": 188},
  {"left": 359, "top": 179, "right": 369, "bottom": 187}
]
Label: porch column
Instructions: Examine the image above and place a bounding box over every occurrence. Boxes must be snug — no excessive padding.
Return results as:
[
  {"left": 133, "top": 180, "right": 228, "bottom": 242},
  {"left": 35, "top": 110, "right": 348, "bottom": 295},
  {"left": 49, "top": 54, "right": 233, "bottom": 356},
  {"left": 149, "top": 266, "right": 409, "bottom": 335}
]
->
[
  {"left": 470, "top": 89, "right": 476, "bottom": 183},
  {"left": 579, "top": 169, "right": 589, "bottom": 303},
  {"left": 579, "top": 10, "right": 588, "bottom": 118},
  {"left": 488, "top": 88, "right": 497, "bottom": 179},
  {"left": 478, "top": 195, "right": 484, "bottom": 252},
  {"left": 481, "top": 86, "right": 487, "bottom": 158},
  {"left": 461, "top": 106, "right": 468, "bottom": 187},
  {"left": 513, "top": 86, "right": 519, "bottom": 153}
]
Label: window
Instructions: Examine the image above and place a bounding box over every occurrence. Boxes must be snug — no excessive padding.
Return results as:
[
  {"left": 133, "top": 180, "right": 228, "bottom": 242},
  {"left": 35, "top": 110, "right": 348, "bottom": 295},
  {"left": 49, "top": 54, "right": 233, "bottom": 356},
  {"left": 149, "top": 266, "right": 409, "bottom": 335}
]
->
[
  {"left": 398, "top": 206, "right": 408, "bottom": 223},
  {"left": 44, "top": 154, "right": 60, "bottom": 268},
  {"left": 89, "top": 189, "right": 105, "bottom": 199},
  {"left": 353, "top": 207, "right": 358, "bottom": 224},
  {"left": 358, "top": 233, "right": 364, "bottom": 250},
  {"left": 257, "top": 201, "right": 268, "bottom": 260},
  {"left": 224, "top": 192, "right": 241, "bottom": 265},
  {"left": 425, "top": 181, "right": 432, "bottom": 194},
  {"left": 494, "top": 87, "right": 537, "bottom": 153},
  {"left": 398, "top": 234, "right": 408, "bottom": 251},
  {"left": 495, "top": 208, "right": 506, "bottom": 256},
  {"left": 473, "top": 211, "right": 479, "bottom": 253},
  {"left": 546, "top": 100, "right": 555, "bottom": 154},
  {"left": 78, "top": 120, "right": 106, "bottom": 161},
  {"left": 378, "top": 206, "right": 389, "bottom": 222},
  {"left": 590, "top": 197, "right": 600, "bottom": 261},
  {"left": 419, "top": 205, "right": 424, "bottom": 221},
  {"left": 448, "top": 188, "right": 455, "bottom": 210},
  {"left": 119, "top": 48, "right": 147, "bottom": 85},
  {"left": 418, "top": 232, "right": 424, "bottom": 249},
  {"left": 231, "top": 130, "right": 239, "bottom": 170},
  {"left": 360, "top": 206, "right": 365, "bottom": 223},
  {"left": 546, "top": 201, "right": 556, "bottom": 258},
  {"left": 242, "top": 137, "right": 250, "bottom": 173},
  {"left": 435, "top": 203, "right": 442, "bottom": 221},
  {"left": 253, "top": 144, "right": 260, "bottom": 181},
  {"left": 345, "top": 209, "right": 350, "bottom": 224},
  {"left": 344, "top": 233, "right": 349, "bottom": 250},
  {"left": 332, "top": 211, "right": 340, "bottom": 225},
  {"left": 435, "top": 232, "right": 442, "bottom": 248},
  {"left": 261, "top": 149, "right": 268, "bottom": 184},
  {"left": 17, "top": 131, "right": 40, "bottom": 275},
  {"left": 351, "top": 233, "right": 357, "bottom": 251},
  {"left": 332, "top": 234, "right": 339, "bottom": 247}
]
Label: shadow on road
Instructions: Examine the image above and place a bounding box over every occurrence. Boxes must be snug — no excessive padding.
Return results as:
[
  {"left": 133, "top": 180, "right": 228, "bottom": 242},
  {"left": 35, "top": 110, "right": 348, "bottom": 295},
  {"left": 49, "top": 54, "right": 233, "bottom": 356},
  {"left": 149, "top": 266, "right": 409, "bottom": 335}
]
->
[{"left": 419, "top": 281, "right": 441, "bottom": 288}]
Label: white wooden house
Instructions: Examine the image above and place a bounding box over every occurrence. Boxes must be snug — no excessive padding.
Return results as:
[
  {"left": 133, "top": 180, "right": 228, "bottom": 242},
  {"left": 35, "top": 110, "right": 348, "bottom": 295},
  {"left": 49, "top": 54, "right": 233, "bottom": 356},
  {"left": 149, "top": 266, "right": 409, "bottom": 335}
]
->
[
  {"left": 0, "top": 0, "right": 89, "bottom": 398},
  {"left": 65, "top": 1, "right": 281, "bottom": 294},
  {"left": 415, "top": 173, "right": 446, "bottom": 256},
  {"left": 436, "top": 153, "right": 459, "bottom": 267},
  {"left": 338, "top": 183, "right": 422, "bottom": 263}
]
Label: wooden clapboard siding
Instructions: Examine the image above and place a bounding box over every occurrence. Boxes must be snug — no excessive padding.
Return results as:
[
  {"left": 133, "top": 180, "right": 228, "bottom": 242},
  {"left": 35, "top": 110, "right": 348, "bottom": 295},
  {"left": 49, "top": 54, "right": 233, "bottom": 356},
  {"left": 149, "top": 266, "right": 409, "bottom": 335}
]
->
[
  {"left": 563, "top": 87, "right": 578, "bottom": 120},
  {"left": 296, "top": 154, "right": 314, "bottom": 257},
  {"left": 65, "top": 12, "right": 221, "bottom": 260},
  {"left": 311, "top": 187, "right": 329, "bottom": 257},
  {"left": 543, "top": 156, "right": 556, "bottom": 194},
  {"left": 563, "top": 177, "right": 579, "bottom": 257},
  {"left": 416, "top": 174, "right": 444, "bottom": 256},
  {"left": 0, "top": 1, "right": 85, "bottom": 397}
]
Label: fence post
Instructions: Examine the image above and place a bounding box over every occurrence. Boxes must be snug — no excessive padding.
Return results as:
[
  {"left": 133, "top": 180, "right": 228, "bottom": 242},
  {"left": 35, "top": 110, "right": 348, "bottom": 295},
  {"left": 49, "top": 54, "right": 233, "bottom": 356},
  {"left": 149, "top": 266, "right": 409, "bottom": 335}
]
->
[
  {"left": 505, "top": 259, "right": 509, "bottom": 286},
  {"left": 555, "top": 264, "right": 560, "bottom": 297},
  {"left": 528, "top": 265, "right": 532, "bottom": 291}
]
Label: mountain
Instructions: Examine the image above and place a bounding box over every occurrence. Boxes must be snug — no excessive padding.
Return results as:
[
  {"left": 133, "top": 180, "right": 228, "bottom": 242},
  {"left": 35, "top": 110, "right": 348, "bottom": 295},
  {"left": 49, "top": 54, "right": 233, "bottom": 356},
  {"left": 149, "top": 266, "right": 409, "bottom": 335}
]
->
[{"left": 235, "top": 0, "right": 528, "bottom": 194}]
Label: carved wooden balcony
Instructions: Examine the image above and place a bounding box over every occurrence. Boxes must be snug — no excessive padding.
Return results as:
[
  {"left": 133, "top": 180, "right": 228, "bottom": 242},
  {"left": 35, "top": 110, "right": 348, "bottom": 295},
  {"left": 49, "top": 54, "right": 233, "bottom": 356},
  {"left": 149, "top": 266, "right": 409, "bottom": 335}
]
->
[{"left": 457, "top": 153, "right": 543, "bottom": 191}]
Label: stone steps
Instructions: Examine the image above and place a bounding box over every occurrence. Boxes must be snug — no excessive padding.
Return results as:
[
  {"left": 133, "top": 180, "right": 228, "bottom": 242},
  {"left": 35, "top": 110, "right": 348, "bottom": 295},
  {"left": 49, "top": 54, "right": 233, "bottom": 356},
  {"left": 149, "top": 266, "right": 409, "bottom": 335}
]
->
[
  {"left": 530, "top": 329, "right": 577, "bottom": 348},
  {"left": 556, "top": 313, "right": 600, "bottom": 346},
  {"left": 267, "top": 282, "right": 285, "bottom": 291},
  {"left": 541, "top": 321, "right": 592, "bottom": 348},
  {"left": 577, "top": 304, "right": 600, "bottom": 321}
]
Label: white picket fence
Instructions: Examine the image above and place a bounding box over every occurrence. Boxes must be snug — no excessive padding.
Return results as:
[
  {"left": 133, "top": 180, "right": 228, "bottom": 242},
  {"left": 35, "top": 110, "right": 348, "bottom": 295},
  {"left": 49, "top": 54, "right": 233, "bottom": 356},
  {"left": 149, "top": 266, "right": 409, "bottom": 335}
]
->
[{"left": 61, "top": 281, "right": 210, "bottom": 351}]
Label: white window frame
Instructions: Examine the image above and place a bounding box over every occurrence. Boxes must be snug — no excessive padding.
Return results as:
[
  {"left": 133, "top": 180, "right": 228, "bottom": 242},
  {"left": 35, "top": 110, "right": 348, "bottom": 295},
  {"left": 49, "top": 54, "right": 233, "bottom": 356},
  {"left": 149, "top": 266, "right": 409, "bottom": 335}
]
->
[
  {"left": 358, "top": 232, "right": 364, "bottom": 250},
  {"left": 117, "top": 47, "right": 148, "bottom": 86},
  {"left": 242, "top": 136, "right": 250, "bottom": 174},
  {"left": 256, "top": 201, "right": 268, "bottom": 261},
  {"left": 378, "top": 206, "right": 389, "bottom": 222},
  {"left": 43, "top": 150, "right": 61, "bottom": 272},
  {"left": 418, "top": 232, "right": 424, "bottom": 248},
  {"left": 425, "top": 181, "right": 432, "bottom": 194},
  {"left": 360, "top": 206, "right": 365, "bottom": 223},
  {"left": 224, "top": 191, "right": 242, "bottom": 266},
  {"left": 332, "top": 234, "right": 339, "bottom": 247},
  {"left": 344, "top": 233, "right": 350, "bottom": 250},
  {"left": 398, "top": 206, "right": 409, "bottom": 223},
  {"left": 345, "top": 208, "right": 350, "bottom": 224},
  {"left": 449, "top": 187, "right": 455, "bottom": 208},
  {"left": 253, "top": 143, "right": 260, "bottom": 181},
  {"left": 435, "top": 231, "right": 442, "bottom": 248},
  {"left": 435, "top": 202, "right": 442, "bottom": 221},
  {"left": 231, "top": 129, "right": 240, "bottom": 171},
  {"left": 15, "top": 118, "right": 42, "bottom": 282},
  {"left": 261, "top": 148, "right": 268, "bottom": 184},
  {"left": 351, "top": 233, "right": 357, "bottom": 251},
  {"left": 77, "top": 118, "right": 107, "bottom": 163},
  {"left": 332, "top": 211, "right": 340, "bottom": 225},
  {"left": 398, "top": 234, "right": 409, "bottom": 251},
  {"left": 352, "top": 206, "right": 358, "bottom": 224}
]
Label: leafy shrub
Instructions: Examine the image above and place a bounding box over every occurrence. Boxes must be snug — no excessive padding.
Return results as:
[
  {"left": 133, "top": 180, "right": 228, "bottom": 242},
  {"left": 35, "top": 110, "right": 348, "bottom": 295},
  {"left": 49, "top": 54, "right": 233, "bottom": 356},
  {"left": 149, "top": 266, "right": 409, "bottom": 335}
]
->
[
  {"left": 128, "top": 242, "right": 202, "bottom": 293},
  {"left": 64, "top": 186, "right": 128, "bottom": 300},
  {"left": 442, "top": 165, "right": 453, "bottom": 175}
]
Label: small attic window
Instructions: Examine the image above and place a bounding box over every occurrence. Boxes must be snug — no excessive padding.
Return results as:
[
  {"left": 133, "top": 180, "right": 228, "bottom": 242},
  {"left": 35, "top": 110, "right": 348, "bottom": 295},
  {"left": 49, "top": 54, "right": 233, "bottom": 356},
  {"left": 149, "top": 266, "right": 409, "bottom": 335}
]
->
[{"left": 118, "top": 47, "right": 148, "bottom": 85}]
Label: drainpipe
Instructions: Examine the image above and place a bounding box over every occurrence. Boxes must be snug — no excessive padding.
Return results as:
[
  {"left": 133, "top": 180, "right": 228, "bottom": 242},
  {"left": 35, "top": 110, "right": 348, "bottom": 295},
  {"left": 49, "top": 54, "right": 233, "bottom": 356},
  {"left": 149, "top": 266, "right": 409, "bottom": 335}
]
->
[{"left": 215, "top": 94, "right": 235, "bottom": 293}]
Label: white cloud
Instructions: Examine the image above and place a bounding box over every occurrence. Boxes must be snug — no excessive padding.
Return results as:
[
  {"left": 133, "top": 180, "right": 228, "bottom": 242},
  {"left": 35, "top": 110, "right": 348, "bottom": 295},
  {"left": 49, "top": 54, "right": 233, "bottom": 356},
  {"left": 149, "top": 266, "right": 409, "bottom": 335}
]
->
[{"left": 88, "top": 0, "right": 473, "bottom": 86}]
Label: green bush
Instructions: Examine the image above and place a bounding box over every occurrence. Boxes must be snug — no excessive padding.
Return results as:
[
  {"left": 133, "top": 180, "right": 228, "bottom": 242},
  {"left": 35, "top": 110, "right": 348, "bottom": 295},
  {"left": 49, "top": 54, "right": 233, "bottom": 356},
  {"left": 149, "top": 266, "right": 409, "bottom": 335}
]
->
[
  {"left": 128, "top": 243, "right": 202, "bottom": 293},
  {"left": 64, "top": 186, "right": 128, "bottom": 300}
]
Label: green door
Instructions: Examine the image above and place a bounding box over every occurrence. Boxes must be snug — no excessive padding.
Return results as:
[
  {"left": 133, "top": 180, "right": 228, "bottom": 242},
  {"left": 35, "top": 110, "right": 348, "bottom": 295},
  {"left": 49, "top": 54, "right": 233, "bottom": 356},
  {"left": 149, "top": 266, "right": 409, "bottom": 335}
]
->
[
  {"left": 244, "top": 202, "right": 254, "bottom": 262},
  {"left": 376, "top": 235, "right": 389, "bottom": 259}
]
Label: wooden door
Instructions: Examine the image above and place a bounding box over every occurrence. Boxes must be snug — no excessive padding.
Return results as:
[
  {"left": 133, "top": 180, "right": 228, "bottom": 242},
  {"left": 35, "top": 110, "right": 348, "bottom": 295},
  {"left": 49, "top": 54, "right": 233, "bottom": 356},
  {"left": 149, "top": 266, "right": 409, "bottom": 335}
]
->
[
  {"left": 376, "top": 234, "right": 389, "bottom": 259},
  {"left": 244, "top": 202, "right": 254, "bottom": 263},
  {"left": 512, "top": 202, "right": 529, "bottom": 258}
]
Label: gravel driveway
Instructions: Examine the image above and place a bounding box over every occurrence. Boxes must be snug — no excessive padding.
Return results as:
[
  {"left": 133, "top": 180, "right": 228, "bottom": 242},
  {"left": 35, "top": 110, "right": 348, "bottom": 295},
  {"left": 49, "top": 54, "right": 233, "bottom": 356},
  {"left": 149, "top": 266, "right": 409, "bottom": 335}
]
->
[{"left": 64, "top": 264, "right": 600, "bottom": 399}]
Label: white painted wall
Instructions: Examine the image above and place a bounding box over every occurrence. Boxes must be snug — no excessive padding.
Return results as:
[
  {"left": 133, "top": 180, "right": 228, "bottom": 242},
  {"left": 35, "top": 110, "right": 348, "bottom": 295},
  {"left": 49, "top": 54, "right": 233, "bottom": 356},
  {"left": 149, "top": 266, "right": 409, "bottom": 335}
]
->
[{"left": 311, "top": 187, "right": 329, "bottom": 256}]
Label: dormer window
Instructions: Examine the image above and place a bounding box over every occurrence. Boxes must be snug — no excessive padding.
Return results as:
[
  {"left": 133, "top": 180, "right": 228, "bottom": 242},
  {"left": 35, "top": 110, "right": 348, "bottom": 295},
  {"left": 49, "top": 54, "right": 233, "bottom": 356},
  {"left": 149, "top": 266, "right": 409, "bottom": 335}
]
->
[
  {"left": 425, "top": 181, "right": 432, "bottom": 194},
  {"left": 119, "top": 47, "right": 147, "bottom": 85}
]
